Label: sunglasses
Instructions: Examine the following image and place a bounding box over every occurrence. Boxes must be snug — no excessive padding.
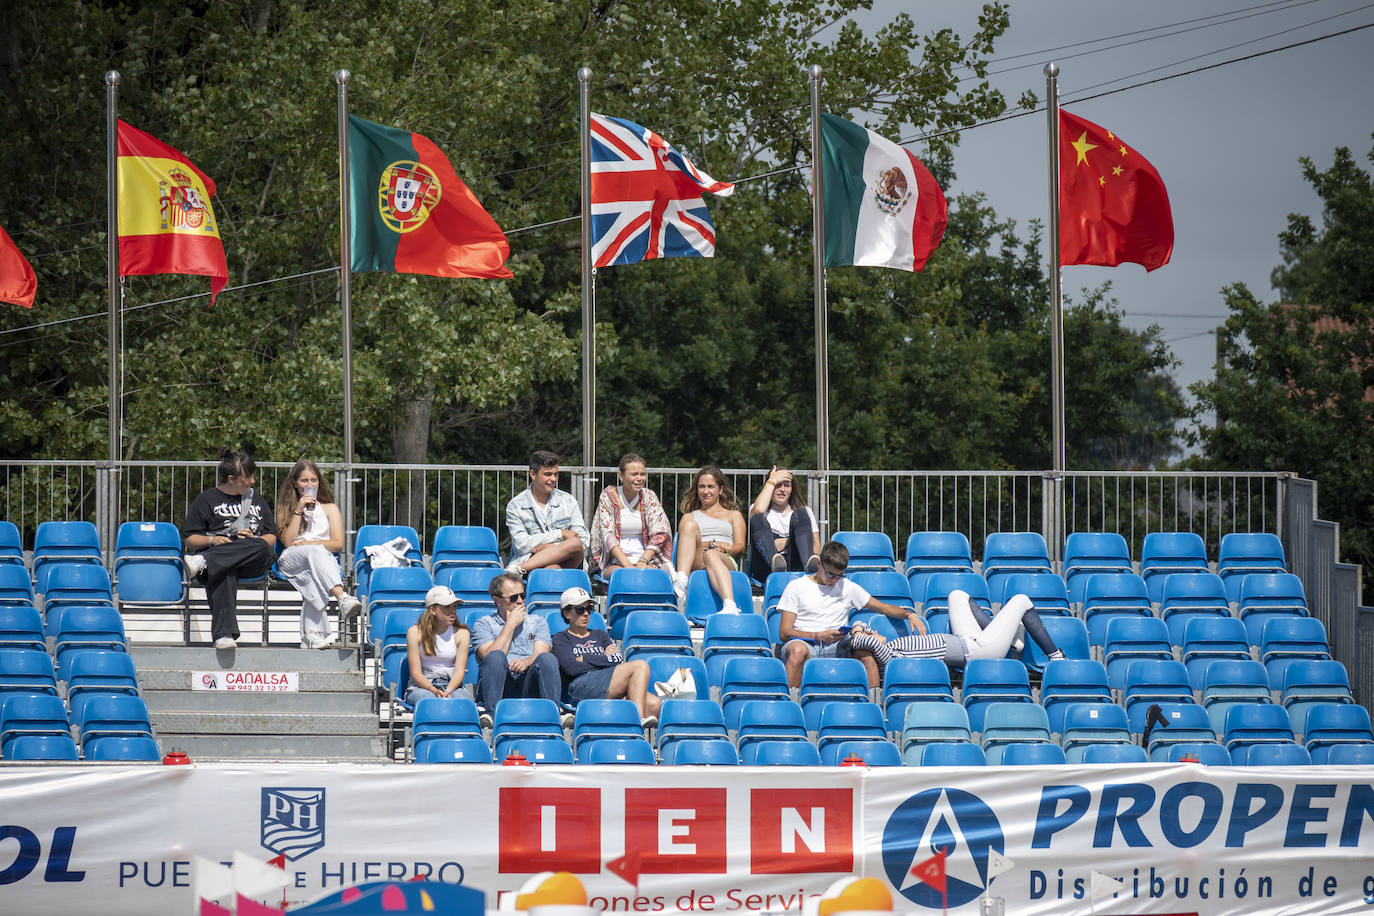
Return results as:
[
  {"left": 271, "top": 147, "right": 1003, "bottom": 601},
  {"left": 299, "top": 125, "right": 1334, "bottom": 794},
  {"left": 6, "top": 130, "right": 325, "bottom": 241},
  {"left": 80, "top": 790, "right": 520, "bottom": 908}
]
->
[
  {"left": 818, "top": 566, "right": 846, "bottom": 581},
  {"left": 501, "top": 592, "right": 526, "bottom": 601},
  {"left": 568, "top": 604, "right": 593, "bottom": 614}
]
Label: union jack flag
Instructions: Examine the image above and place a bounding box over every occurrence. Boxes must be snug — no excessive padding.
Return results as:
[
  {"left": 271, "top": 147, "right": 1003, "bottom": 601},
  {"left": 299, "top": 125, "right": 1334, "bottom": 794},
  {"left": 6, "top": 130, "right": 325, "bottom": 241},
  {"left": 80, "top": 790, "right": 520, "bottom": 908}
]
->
[{"left": 590, "top": 113, "right": 735, "bottom": 268}]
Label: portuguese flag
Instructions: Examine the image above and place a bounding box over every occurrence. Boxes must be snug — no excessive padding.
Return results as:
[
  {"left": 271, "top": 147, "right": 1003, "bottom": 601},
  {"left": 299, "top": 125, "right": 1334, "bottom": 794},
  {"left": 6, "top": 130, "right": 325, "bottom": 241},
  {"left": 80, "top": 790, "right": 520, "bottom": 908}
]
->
[
  {"left": 819, "top": 113, "right": 947, "bottom": 272},
  {"left": 348, "top": 115, "right": 512, "bottom": 278},
  {"left": 117, "top": 121, "right": 229, "bottom": 303}
]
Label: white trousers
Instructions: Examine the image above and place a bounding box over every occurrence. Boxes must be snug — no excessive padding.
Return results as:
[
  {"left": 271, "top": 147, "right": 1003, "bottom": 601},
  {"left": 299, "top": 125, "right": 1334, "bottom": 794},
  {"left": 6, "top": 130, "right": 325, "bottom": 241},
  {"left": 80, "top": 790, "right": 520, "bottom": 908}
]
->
[
  {"left": 949, "top": 589, "right": 1032, "bottom": 660},
  {"left": 277, "top": 544, "right": 343, "bottom": 642}
]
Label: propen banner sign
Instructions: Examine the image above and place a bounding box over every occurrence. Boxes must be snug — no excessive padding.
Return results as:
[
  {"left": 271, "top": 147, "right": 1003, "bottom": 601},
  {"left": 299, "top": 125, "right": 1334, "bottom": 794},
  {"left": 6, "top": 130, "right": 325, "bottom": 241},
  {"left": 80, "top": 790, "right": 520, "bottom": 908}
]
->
[{"left": 0, "top": 764, "right": 1370, "bottom": 915}]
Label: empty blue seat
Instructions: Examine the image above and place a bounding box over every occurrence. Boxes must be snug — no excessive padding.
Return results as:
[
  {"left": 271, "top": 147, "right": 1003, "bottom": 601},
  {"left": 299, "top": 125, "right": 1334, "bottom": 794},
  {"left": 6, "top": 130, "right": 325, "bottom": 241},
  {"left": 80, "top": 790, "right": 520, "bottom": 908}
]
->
[
  {"left": 752, "top": 740, "right": 821, "bottom": 766},
  {"left": 1166, "top": 742, "right": 1232, "bottom": 765},
  {"left": 114, "top": 521, "right": 185, "bottom": 605},
  {"left": 882, "top": 658, "right": 954, "bottom": 732},
  {"left": 683, "top": 570, "right": 754, "bottom": 627},
  {"left": 829, "top": 739, "right": 902, "bottom": 766},
  {"left": 1217, "top": 532, "right": 1286, "bottom": 602},
  {"left": 832, "top": 531, "right": 895, "bottom": 572},
  {"left": 1121, "top": 660, "right": 1195, "bottom": 734},
  {"left": 0, "top": 606, "right": 45, "bottom": 652},
  {"left": 411, "top": 696, "right": 484, "bottom": 746},
  {"left": 366, "top": 566, "right": 435, "bottom": 614},
  {"left": 1145, "top": 703, "right": 1218, "bottom": 760},
  {"left": 0, "top": 693, "right": 71, "bottom": 755},
  {"left": 415, "top": 737, "right": 494, "bottom": 764},
  {"left": 431, "top": 525, "right": 501, "bottom": 573},
  {"left": 1000, "top": 742, "right": 1068, "bottom": 765},
  {"left": 620, "top": 611, "right": 693, "bottom": 661},
  {"left": 64, "top": 650, "right": 138, "bottom": 722},
  {"left": 1280, "top": 660, "right": 1353, "bottom": 735},
  {"left": 603, "top": 568, "right": 677, "bottom": 637},
  {"left": 701, "top": 613, "right": 771, "bottom": 688},
  {"left": 1061, "top": 703, "right": 1132, "bottom": 763},
  {"left": 1181, "top": 616, "right": 1251, "bottom": 690},
  {"left": 1139, "top": 532, "right": 1209, "bottom": 603},
  {"left": 1081, "top": 573, "right": 1153, "bottom": 646},
  {"left": 1081, "top": 743, "right": 1148, "bottom": 763},
  {"left": 436, "top": 566, "right": 503, "bottom": 609},
  {"left": 0, "top": 521, "right": 22, "bottom": 566},
  {"left": 5, "top": 733, "right": 79, "bottom": 760},
  {"left": 920, "top": 573, "right": 991, "bottom": 635},
  {"left": 980, "top": 702, "right": 1052, "bottom": 765},
  {"left": 904, "top": 532, "right": 974, "bottom": 602},
  {"left": 1201, "top": 659, "right": 1273, "bottom": 734},
  {"left": 1039, "top": 659, "right": 1112, "bottom": 734},
  {"left": 798, "top": 657, "right": 870, "bottom": 731},
  {"left": 72, "top": 693, "right": 151, "bottom": 742},
  {"left": 582, "top": 736, "right": 656, "bottom": 765},
  {"left": 899, "top": 702, "right": 971, "bottom": 759},
  {"left": 0, "top": 648, "right": 58, "bottom": 696},
  {"left": 846, "top": 572, "right": 916, "bottom": 637},
  {"left": 496, "top": 737, "right": 574, "bottom": 764},
  {"left": 1327, "top": 744, "right": 1374, "bottom": 764},
  {"left": 41, "top": 563, "right": 114, "bottom": 609},
  {"left": 1223, "top": 703, "right": 1294, "bottom": 753},
  {"left": 998, "top": 573, "right": 1072, "bottom": 617},
  {"left": 737, "top": 701, "right": 808, "bottom": 764},
  {"left": 1243, "top": 743, "right": 1311, "bottom": 766},
  {"left": 54, "top": 605, "right": 127, "bottom": 656},
  {"left": 1237, "top": 574, "right": 1308, "bottom": 648},
  {"left": 1063, "top": 532, "right": 1133, "bottom": 606},
  {"left": 919, "top": 741, "right": 986, "bottom": 766},
  {"left": 0, "top": 566, "right": 36, "bottom": 607},
  {"left": 1159, "top": 573, "right": 1231, "bottom": 647},
  {"left": 719, "top": 657, "right": 789, "bottom": 731},
  {"left": 32, "top": 521, "right": 102, "bottom": 593},
  {"left": 669, "top": 738, "right": 739, "bottom": 765},
  {"left": 84, "top": 735, "right": 161, "bottom": 761},
  {"left": 1103, "top": 616, "right": 1173, "bottom": 690},
  {"left": 491, "top": 697, "right": 564, "bottom": 757},
  {"left": 1023, "top": 615, "right": 1092, "bottom": 674},
  {"left": 1302, "top": 704, "right": 1373, "bottom": 763},
  {"left": 816, "top": 702, "right": 887, "bottom": 765},
  {"left": 1261, "top": 617, "right": 1330, "bottom": 689},
  {"left": 980, "top": 532, "right": 1052, "bottom": 605},
  {"left": 572, "top": 699, "right": 644, "bottom": 760},
  {"left": 960, "top": 658, "right": 1031, "bottom": 733},
  {"left": 656, "top": 699, "right": 728, "bottom": 762}
]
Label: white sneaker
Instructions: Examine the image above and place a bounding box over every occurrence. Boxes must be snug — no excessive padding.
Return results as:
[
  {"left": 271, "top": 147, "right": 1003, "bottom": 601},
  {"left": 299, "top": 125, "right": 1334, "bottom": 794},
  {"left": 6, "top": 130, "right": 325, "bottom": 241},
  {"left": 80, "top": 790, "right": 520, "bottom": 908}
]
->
[
  {"left": 479, "top": 712, "right": 494, "bottom": 730},
  {"left": 302, "top": 635, "right": 337, "bottom": 649},
  {"left": 337, "top": 595, "right": 362, "bottom": 620},
  {"left": 672, "top": 570, "right": 688, "bottom": 610},
  {"left": 505, "top": 560, "right": 525, "bottom": 578},
  {"left": 213, "top": 637, "right": 237, "bottom": 650},
  {"left": 560, "top": 712, "right": 576, "bottom": 729},
  {"left": 640, "top": 715, "right": 658, "bottom": 730},
  {"left": 718, "top": 602, "right": 741, "bottom": 615},
  {"left": 184, "top": 553, "right": 207, "bottom": 578}
]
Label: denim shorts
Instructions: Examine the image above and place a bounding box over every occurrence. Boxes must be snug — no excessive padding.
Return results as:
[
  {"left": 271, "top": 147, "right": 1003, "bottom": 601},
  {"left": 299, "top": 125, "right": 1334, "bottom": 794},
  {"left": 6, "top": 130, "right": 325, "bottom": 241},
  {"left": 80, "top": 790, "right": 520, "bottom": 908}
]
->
[
  {"left": 567, "top": 666, "right": 617, "bottom": 703},
  {"left": 404, "top": 672, "right": 472, "bottom": 707},
  {"left": 784, "top": 638, "right": 850, "bottom": 660}
]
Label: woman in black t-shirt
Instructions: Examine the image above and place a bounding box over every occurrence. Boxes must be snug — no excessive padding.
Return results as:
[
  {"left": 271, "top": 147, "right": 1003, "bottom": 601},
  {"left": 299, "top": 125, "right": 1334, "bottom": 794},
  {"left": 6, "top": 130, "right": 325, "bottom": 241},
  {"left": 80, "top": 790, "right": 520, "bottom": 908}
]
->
[{"left": 550, "top": 586, "right": 661, "bottom": 725}]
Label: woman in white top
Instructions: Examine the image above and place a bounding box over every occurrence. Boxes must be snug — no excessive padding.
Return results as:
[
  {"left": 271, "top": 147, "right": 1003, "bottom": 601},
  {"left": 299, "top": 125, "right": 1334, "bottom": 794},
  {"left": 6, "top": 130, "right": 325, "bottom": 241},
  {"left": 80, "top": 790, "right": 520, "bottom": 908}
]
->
[
  {"left": 590, "top": 454, "right": 674, "bottom": 576},
  {"left": 404, "top": 585, "right": 472, "bottom": 706},
  {"left": 275, "top": 459, "right": 362, "bottom": 649},
  {"left": 674, "top": 465, "right": 747, "bottom": 614},
  {"left": 748, "top": 465, "right": 820, "bottom": 578}
]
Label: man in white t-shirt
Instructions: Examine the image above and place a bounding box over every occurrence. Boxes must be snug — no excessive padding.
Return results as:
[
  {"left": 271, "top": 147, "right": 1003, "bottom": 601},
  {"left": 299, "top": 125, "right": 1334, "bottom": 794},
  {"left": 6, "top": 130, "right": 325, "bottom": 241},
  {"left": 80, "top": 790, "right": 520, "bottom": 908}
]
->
[{"left": 777, "top": 540, "right": 924, "bottom": 687}]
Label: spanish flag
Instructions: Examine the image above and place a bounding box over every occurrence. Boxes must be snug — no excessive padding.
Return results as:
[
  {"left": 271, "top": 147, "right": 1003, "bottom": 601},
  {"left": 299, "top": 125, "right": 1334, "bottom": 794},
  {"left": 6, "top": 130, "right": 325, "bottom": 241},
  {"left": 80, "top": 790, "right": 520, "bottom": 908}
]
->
[
  {"left": 0, "top": 222, "right": 36, "bottom": 308},
  {"left": 117, "top": 121, "right": 229, "bottom": 303}
]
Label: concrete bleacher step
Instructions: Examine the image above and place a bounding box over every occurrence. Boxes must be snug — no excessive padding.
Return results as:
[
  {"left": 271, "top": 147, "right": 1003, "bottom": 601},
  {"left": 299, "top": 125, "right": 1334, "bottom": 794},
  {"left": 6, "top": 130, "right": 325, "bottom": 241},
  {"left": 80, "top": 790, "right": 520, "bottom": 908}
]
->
[{"left": 132, "top": 645, "right": 387, "bottom": 762}]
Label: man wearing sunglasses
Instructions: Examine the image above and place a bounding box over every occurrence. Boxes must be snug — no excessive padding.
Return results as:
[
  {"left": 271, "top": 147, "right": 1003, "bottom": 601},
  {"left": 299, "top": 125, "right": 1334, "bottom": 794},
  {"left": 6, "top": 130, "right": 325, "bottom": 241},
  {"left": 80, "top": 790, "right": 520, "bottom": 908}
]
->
[
  {"left": 472, "top": 572, "right": 561, "bottom": 716},
  {"left": 550, "top": 586, "right": 661, "bottom": 725},
  {"left": 777, "top": 540, "right": 922, "bottom": 688}
]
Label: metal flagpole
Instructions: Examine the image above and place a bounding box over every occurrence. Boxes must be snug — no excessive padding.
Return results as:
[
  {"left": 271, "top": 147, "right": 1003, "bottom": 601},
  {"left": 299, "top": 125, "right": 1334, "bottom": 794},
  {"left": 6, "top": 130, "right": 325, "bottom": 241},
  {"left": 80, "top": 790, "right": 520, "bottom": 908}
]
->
[
  {"left": 808, "top": 65, "right": 831, "bottom": 540},
  {"left": 1044, "top": 62, "right": 1066, "bottom": 562},
  {"left": 335, "top": 69, "right": 357, "bottom": 591},
  {"left": 104, "top": 70, "right": 122, "bottom": 565},
  {"left": 578, "top": 67, "right": 596, "bottom": 520}
]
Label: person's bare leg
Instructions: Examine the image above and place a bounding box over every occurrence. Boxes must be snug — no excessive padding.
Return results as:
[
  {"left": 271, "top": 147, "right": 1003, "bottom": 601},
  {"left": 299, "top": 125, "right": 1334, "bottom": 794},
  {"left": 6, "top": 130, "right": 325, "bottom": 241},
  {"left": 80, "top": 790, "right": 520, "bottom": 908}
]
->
[
  {"left": 784, "top": 641, "right": 810, "bottom": 687},
  {"left": 852, "top": 648, "right": 880, "bottom": 688},
  {"left": 703, "top": 549, "right": 736, "bottom": 608}
]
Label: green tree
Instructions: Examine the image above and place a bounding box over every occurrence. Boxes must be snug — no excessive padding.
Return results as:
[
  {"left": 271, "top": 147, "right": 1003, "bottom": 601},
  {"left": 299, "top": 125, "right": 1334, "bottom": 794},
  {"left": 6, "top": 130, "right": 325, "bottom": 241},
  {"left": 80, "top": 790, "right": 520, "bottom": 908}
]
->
[{"left": 1189, "top": 138, "right": 1374, "bottom": 585}]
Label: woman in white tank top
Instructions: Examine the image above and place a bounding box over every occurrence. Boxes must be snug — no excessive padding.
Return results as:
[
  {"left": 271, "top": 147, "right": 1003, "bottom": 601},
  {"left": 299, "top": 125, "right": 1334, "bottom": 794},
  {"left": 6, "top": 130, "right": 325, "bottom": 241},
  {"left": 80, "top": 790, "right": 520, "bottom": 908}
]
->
[
  {"left": 404, "top": 586, "right": 473, "bottom": 706},
  {"left": 674, "top": 465, "right": 747, "bottom": 614},
  {"left": 276, "top": 459, "right": 362, "bottom": 648}
]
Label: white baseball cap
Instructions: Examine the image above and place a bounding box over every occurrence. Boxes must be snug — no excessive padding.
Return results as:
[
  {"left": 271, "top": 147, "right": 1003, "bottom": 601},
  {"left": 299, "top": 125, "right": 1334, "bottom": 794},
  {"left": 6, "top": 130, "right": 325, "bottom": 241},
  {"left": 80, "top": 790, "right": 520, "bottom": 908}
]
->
[
  {"left": 425, "top": 585, "right": 462, "bottom": 607},
  {"left": 559, "top": 586, "right": 593, "bottom": 610}
]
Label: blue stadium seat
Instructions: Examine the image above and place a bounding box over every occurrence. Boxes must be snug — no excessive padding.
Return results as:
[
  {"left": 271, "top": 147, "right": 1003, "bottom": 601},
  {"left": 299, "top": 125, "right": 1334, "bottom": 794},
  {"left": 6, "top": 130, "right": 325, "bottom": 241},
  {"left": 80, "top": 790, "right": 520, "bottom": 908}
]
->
[
  {"left": 752, "top": 740, "right": 821, "bottom": 766},
  {"left": 980, "top": 532, "right": 1052, "bottom": 605},
  {"left": 1039, "top": 659, "right": 1112, "bottom": 735},
  {"left": 904, "top": 531, "right": 974, "bottom": 603},
  {"left": 702, "top": 613, "right": 771, "bottom": 688},
  {"left": 979, "top": 702, "right": 1052, "bottom": 765},
  {"left": 899, "top": 702, "right": 972, "bottom": 761},
  {"left": 1145, "top": 703, "right": 1219, "bottom": 761},
  {"left": 5, "top": 733, "right": 79, "bottom": 760},
  {"left": 849, "top": 609, "right": 917, "bottom": 642},
  {"left": 1238, "top": 573, "right": 1308, "bottom": 648},
  {"left": 491, "top": 698, "right": 564, "bottom": 757},
  {"left": 832, "top": 531, "right": 896, "bottom": 572},
  {"left": 683, "top": 570, "right": 753, "bottom": 627},
  {"left": 435, "top": 567, "right": 503, "bottom": 611},
  {"left": 882, "top": 658, "right": 954, "bottom": 733},
  {"left": 1166, "top": 742, "right": 1232, "bottom": 765},
  {"left": 1326, "top": 744, "right": 1374, "bottom": 764},
  {"left": 668, "top": 738, "right": 739, "bottom": 765},
  {"left": 1061, "top": 703, "right": 1132, "bottom": 763},
  {"left": 1062, "top": 532, "right": 1133, "bottom": 606},
  {"left": 572, "top": 699, "right": 644, "bottom": 761},
  {"left": 72, "top": 693, "right": 152, "bottom": 743},
  {"left": 353, "top": 525, "right": 423, "bottom": 596},
  {"left": 1217, "top": 532, "right": 1286, "bottom": 602},
  {"left": 1223, "top": 703, "right": 1294, "bottom": 754},
  {"left": 378, "top": 607, "right": 423, "bottom": 707},
  {"left": 737, "top": 701, "right": 808, "bottom": 764},
  {"left": 84, "top": 735, "right": 161, "bottom": 761},
  {"left": 431, "top": 526, "right": 501, "bottom": 574},
  {"left": 526, "top": 569, "right": 594, "bottom": 616},
  {"left": 1121, "top": 659, "right": 1195, "bottom": 734},
  {"left": 1080, "top": 573, "right": 1153, "bottom": 646},
  {"left": 641, "top": 656, "right": 707, "bottom": 710},
  {"left": 1023, "top": 615, "right": 1092, "bottom": 674},
  {"left": 0, "top": 606, "right": 45, "bottom": 652},
  {"left": 41, "top": 563, "right": 115, "bottom": 609},
  {"left": 0, "top": 521, "right": 22, "bottom": 566},
  {"left": 64, "top": 650, "right": 139, "bottom": 724},
  {"left": 54, "top": 605, "right": 128, "bottom": 662},
  {"left": 829, "top": 739, "right": 902, "bottom": 767},
  {"left": 798, "top": 657, "right": 870, "bottom": 731},
  {"left": 415, "top": 737, "right": 493, "bottom": 764},
  {"left": 1139, "top": 531, "right": 1209, "bottom": 604},
  {"left": 919, "top": 741, "right": 986, "bottom": 766},
  {"left": 0, "top": 648, "right": 58, "bottom": 696},
  {"left": 114, "top": 521, "right": 185, "bottom": 605},
  {"left": 718, "top": 656, "right": 790, "bottom": 731},
  {"left": 816, "top": 702, "right": 887, "bottom": 765},
  {"left": 1301, "top": 704, "right": 1373, "bottom": 763},
  {"left": 1103, "top": 616, "right": 1172, "bottom": 690},
  {"left": 1159, "top": 573, "right": 1232, "bottom": 647},
  {"left": 1261, "top": 617, "right": 1331, "bottom": 690},
  {"left": 410, "top": 696, "right": 484, "bottom": 753},
  {"left": 960, "top": 658, "right": 1032, "bottom": 733},
  {"left": 847, "top": 572, "right": 916, "bottom": 636},
  {"left": 0, "top": 566, "right": 36, "bottom": 607},
  {"left": 1000, "top": 742, "right": 1068, "bottom": 765},
  {"left": 581, "top": 736, "right": 656, "bottom": 765},
  {"left": 1201, "top": 659, "right": 1273, "bottom": 735},
  {"left": 920, "top": 573, "right": 992, "bottom": 635},
  {"left": 496, "top": 737, "right": 574, "bottom": 764},
  {"left": 656, "top": 699, "right": 728, "bottom": 763},
  {"left": 1243, "top": 743, "right": 1311, "bottom": 766},
  {"left": 1081, "top": 743, "right": 1148, "bottom": 763},
  {"left": 1280, "top": 660, "right": 1353, "bottom": 735},
  {"left": 0, "top": 693, "right": 71, "bottom": 756},
  {"left": 366, "top": 567, "right": 435, "bottom": 621},
  {"left": 32, "top": 521, "right": 102, "bottom": 593},
  {"left": 542, "top": 606, "right": 607, "bottom": 639},
  {"left": 604, "top": 568, "right": 677, "bottom": 637},
  {"left": 1181, "top": 616, "right": 1251, "bottom": 690},
  {"left": 998, "top": 573, "right": 1072, "bottom": 617},
  {"left": 620, "top": 611, "right": 693, "bottom": 662}
]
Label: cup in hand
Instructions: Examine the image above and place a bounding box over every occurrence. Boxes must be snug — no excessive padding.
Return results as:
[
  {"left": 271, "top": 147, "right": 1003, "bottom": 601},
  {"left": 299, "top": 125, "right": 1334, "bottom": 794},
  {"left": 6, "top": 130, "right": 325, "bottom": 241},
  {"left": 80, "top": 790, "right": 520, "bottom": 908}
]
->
[{"left": 302, "top": 485, "right": 318, "bottom": 499}]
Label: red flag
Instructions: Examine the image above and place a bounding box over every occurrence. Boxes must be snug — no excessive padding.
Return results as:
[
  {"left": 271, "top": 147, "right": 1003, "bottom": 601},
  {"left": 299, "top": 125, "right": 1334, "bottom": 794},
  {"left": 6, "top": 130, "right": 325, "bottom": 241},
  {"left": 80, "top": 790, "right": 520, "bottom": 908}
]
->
[
  {"left": 0, "top": 222, "right": 36, "bottom": 307},
  {"left": 117, "top": 120, "right": 229, "bottom": 303},
  {"left": 1058, "top": 108, "right": 1173, "bottom": 272},
  {"left": 265, "top": 854, "right": 286, "bottom": 870},
  {"left": 911, "top": 849, "right": 947, "bottom": 893},
  {"left": 606, "top": 851, "right": 642, "bottom": 888}
]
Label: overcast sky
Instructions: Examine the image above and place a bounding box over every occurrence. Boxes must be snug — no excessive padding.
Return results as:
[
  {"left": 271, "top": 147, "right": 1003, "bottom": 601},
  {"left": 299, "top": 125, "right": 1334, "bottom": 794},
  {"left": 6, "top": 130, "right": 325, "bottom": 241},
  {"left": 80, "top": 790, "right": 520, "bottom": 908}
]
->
[{"left": 862, "top": 0, "right": 1374, "bottom": 410}]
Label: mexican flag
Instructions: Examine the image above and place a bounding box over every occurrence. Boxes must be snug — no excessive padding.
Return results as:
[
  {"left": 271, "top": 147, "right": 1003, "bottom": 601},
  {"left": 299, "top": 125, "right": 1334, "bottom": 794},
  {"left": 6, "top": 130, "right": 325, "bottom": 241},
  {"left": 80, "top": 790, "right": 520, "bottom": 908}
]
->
[
  {"left": 819, "top": 113, "right": 947, "bottom": 272},
  {"left": 348, "top": 115, "right": 512, "bottom": 278}
]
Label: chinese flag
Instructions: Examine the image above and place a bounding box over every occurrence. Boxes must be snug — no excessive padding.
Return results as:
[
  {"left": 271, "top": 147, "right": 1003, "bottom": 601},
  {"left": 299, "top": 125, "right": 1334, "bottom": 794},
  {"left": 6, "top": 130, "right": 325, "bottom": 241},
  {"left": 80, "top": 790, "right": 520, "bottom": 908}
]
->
[
  {"left": 1058, "top": 108, "right": 1173, "bottom": 272},
  {"left": 117, "top": 120, "right": 229, "bottom": 303},
  {"left": 0, "top": 222, "right": 36, "bottom": 307},
  {"left": 911, "top": 849, "right": 947, "bottom": 893}
]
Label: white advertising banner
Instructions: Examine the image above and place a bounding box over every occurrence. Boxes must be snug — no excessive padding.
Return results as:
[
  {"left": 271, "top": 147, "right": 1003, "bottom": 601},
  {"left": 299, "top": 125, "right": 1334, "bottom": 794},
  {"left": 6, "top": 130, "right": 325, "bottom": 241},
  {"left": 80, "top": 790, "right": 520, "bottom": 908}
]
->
[
  {"left": 0, "top": 762, "right": 1371, "bottom": 915},
  {"left": 192, "top": 670, "right": 300, "bottom": 691}
]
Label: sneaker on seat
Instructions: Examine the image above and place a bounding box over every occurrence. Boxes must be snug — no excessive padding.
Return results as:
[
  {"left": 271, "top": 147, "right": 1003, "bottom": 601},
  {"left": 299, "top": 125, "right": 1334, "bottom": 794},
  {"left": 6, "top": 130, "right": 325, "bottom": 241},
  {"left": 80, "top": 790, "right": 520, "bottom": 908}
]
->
[
  {"left": 337, "top": 595, "right": 362, "bottom": 619},
  {"left": 804, "top": 555, "right": 820, "bottom": 574},
  {"left": 771, "top": 553, "right": 788, "bottom": 574},
  {"left": 505, "top": 560, "right": 525, "bottom": 578},
  {"left": 479, "top": 712, "right": 494, "bottom": 730},
  {"left": 214, "top": 636, "right": 237, "bottom": 650},
  {"left": 184, "top": 553, "right": 207, "bottom": 578}
]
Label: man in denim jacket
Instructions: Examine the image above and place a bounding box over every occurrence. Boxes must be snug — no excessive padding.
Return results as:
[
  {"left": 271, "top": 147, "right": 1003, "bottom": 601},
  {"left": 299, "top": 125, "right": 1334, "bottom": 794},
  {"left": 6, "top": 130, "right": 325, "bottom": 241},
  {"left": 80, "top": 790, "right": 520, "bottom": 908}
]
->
[{"left": 504, "top": 450, "right": 588, "bottom": 577}]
